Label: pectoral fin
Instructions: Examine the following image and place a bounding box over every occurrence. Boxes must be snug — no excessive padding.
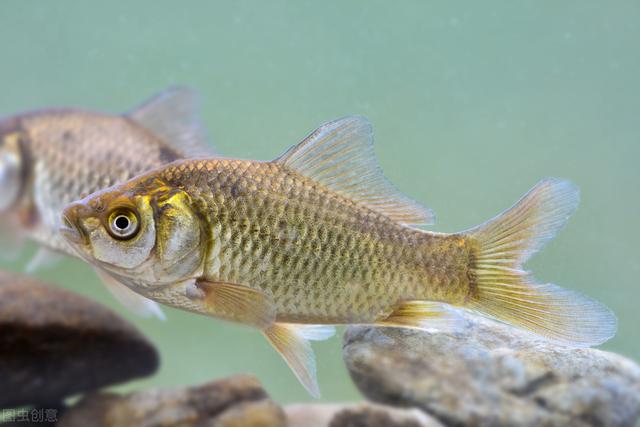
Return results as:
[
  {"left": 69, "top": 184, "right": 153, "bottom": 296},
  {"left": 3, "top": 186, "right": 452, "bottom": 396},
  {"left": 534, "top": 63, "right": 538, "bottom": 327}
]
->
[
  {"left": 25, "top": 247, "right": 64, "bottom": 273},
  {"left": 0, "top": 222, "right": 25, "bottom": 262},
  {"left": 377, "top": 300, "right": 464, "bottom": 333},
  {"left": 195, "top": 279, "right": 276, "bottom": 328},
  {"left": 262, "top": 323, "right": 336, "bottom": 398},
  {"left": 96, "top": 269, "right": 166, "bottom": 320}
]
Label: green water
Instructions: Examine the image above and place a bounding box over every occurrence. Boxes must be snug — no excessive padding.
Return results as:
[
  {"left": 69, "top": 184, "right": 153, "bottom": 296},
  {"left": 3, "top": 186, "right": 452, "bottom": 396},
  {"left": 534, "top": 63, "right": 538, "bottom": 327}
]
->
[{"left": 0, "top": 1, "right": 638, "bottom": 403}]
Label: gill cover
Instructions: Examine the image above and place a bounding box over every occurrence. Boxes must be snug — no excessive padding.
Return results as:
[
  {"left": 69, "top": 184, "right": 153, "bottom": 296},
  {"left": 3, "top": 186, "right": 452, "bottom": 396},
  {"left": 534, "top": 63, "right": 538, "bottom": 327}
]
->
[{"left": 152, "top": 189, "right": 203, "bottom": 280}]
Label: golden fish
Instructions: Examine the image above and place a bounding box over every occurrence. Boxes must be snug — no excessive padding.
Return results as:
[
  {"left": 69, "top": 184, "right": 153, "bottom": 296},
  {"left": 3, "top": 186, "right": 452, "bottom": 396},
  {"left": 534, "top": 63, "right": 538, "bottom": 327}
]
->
[
  {"left": 61, "top": 116, "right": 617, "bottom": 396},
  {"left": 0, "top": 87, "right": 212, "bottom": 317}
]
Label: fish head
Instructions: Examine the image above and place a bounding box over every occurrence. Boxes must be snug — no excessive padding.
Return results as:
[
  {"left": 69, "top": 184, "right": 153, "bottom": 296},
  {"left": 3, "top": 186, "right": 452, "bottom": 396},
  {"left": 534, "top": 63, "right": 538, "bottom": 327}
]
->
[
  {"left": 61, "top": 177, "right": 204, "bottom": 286},
  {"left": 0, "top": 117, "right": 27, "bottom": 212}
]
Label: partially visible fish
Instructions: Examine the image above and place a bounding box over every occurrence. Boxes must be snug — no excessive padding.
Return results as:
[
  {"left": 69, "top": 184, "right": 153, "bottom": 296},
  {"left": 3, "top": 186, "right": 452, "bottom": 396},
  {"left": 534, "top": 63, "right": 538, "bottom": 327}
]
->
[
  {"left": 0, "top": 87, "right": 213, "bottom": 317},
  {"left": 61, "top": 116, "right": 617, "bottom": 396}
]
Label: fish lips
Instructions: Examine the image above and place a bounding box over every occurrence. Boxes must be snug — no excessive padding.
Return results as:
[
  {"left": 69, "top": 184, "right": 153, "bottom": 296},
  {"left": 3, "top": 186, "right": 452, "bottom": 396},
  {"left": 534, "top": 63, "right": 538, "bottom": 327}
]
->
[{"left": 60, "top": 204, "right": 90, "bottom": 246}]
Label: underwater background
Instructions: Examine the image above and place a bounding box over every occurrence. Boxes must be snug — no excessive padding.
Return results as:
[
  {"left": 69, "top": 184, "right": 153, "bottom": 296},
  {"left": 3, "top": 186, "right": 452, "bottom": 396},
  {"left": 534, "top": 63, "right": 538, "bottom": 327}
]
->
[{"left": 0, "top": 1, "right": 637, "bottom": 403}]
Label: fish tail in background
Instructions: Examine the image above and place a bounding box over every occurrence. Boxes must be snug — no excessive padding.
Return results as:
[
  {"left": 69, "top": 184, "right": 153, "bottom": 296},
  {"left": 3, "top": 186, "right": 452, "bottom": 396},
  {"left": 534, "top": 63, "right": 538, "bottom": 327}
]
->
[{"left": 463, "top": 178, "right": 617, "bottom": 347}]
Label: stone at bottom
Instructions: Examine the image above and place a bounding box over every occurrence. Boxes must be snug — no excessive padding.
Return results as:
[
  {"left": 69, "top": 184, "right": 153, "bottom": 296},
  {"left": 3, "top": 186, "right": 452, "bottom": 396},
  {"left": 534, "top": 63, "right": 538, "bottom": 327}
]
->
[
  {"left": 57, "top": 375, "right": 286, "bottom": 427},
  {"left": 0, "top": 270, "right": 159, "bottom": 409},
  {"left": 343, "top": 311, "right": 640, "bottom": 427},
  {"left": 286, "top": 403, "right": 442, "bottom": 427}
]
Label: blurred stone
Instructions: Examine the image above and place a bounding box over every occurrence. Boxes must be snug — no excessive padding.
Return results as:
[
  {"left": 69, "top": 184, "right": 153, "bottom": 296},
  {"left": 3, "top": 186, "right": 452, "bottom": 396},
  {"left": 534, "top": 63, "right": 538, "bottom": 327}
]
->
[
  {"left": 286, "top": 403, "right": 441, "bottom": 427},
  {"left": 343, "top": 311, "right": 640, "bottom": 427},
  {"left": 214, "top": 399, "right": 284, "bottom": 427},
  {"left": 57, "top": 375, "right": 286, "bottom": 427},
  {"left": 0, "top": 270, "right": 159, "bottom": 408}
]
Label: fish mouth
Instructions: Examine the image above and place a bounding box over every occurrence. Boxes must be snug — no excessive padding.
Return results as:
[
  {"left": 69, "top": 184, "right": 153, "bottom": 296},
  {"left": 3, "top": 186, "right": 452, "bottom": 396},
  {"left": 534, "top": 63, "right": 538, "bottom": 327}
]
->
[{"left": 59, "top": 207, "right": 89, "bottom": 246}]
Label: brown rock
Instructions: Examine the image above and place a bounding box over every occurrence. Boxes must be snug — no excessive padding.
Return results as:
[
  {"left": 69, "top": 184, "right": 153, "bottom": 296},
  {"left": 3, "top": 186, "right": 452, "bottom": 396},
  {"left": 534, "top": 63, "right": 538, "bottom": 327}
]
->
[
  {"left": 343, "top": 311, "right": 640, "bottom": 427},
  {"left": 0, "top": 270, "right": 159, "bottom": 408},
  {"left": 285, "top": 403, "right": 441, "bottom": 427},
  {"left": 214, "top": 400, "right": 285, "bottom": 427},
  {"left": 57, "top": 375, "right": 286, "bottom": 427}
]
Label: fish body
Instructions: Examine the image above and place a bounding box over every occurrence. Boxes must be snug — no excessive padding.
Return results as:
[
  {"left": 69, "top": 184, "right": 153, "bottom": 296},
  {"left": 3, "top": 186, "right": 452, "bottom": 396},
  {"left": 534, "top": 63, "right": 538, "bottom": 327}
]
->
[
  {"left": 0, "top": 88, "right": 212, "bottom": 316},
  {"left": 122, "top": 158, "right": 468, "bottom": 324},
  {"left": 62, "top": 116, "right": 617, "bottom": 396}
]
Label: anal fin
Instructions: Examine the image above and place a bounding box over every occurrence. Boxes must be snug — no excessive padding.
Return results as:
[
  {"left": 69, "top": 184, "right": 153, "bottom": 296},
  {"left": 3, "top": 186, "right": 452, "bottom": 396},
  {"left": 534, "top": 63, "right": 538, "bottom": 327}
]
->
[
  {"left": 377, "top": 301, "right": 464, "bottom": 333},
  {"left": 262, "top": 323, "right": 336, "bottom": 398}
]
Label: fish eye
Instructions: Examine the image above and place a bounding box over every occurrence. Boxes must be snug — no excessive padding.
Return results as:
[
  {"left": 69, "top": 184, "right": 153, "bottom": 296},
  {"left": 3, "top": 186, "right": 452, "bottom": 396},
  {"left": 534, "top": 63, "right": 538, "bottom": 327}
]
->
[{"left": 107, "top": 209, "right": 140, "bottom": 240}]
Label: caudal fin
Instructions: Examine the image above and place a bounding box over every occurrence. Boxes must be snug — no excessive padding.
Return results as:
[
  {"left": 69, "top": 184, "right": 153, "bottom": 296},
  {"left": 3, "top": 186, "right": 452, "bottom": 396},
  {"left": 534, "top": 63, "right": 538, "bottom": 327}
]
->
[{"left": 464, "top": 178, "right": 616, "bottom": 347}]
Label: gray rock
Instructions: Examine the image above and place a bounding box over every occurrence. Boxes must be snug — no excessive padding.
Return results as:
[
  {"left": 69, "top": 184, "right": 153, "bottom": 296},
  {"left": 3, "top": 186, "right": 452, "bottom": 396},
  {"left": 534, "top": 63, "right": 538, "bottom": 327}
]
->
[
  {"left": 0, "top": 270, "right": 159, "bottom": 408},
  {"left": 286, "top": 403, "right": 442, "bottom": 427},
  {"left": 57, "top": 374, "right": 286, "bottom": 427},
  {"left": 343, "top": 311, "right": 640, "bottom": 427}
]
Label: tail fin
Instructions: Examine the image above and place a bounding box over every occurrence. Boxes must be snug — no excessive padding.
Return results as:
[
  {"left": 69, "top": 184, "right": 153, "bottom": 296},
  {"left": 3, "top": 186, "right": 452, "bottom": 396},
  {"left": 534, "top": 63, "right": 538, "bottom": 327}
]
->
[{"left": 465, "top": 178, "right": 616, "bottom": 347}]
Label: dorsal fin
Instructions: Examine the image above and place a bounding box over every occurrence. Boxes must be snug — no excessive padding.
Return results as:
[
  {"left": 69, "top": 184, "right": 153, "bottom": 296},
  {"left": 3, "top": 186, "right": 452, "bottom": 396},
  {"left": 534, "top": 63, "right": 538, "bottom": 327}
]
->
[
  {"left": 126, "top": 86, "right": 213, "bottom": 158},
  {"left": 276, "top": 116, "right": 435, "bottom": 226}
]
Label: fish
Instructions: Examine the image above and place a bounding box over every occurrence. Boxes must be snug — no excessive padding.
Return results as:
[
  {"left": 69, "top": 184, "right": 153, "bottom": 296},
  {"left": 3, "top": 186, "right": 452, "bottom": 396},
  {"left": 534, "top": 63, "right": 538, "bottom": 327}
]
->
[
  {"left": 0, "top": 87, "right": 213, "bottom": 318},
  {"left": 60, "top": 116, "right": 617, "bottom": 397}
]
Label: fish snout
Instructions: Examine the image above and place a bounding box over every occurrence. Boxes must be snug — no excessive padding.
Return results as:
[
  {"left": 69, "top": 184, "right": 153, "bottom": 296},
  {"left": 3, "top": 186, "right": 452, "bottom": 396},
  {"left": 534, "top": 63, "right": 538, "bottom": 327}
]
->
[{"left": 60, "top": 202, "right": 91, "bottom": 245}]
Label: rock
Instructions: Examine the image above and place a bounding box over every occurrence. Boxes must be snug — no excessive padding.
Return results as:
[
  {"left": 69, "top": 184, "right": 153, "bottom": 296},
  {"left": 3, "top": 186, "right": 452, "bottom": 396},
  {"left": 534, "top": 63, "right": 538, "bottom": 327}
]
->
[
  {"left": 214, "top": 400, "right": 284, "bottom": 427},
  {"left": 286, "top": 403, "right": 442, "bottom": 427},
  {"left": 57, "top": 374, "right": 286, "bottom": 427},
  {"left": 0, "top": 270, "right": 159, "bottom": 408},
  {"left": 343, "top": 311, "right": 640, "bottom": 427}
]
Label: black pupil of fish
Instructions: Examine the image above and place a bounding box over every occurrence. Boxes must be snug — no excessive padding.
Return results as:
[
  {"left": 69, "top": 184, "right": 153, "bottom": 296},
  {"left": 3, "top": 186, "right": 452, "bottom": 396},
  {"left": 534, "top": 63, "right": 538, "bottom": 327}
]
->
[{"left": 115, "top": 216, "right": 130, "bottom": 231}]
